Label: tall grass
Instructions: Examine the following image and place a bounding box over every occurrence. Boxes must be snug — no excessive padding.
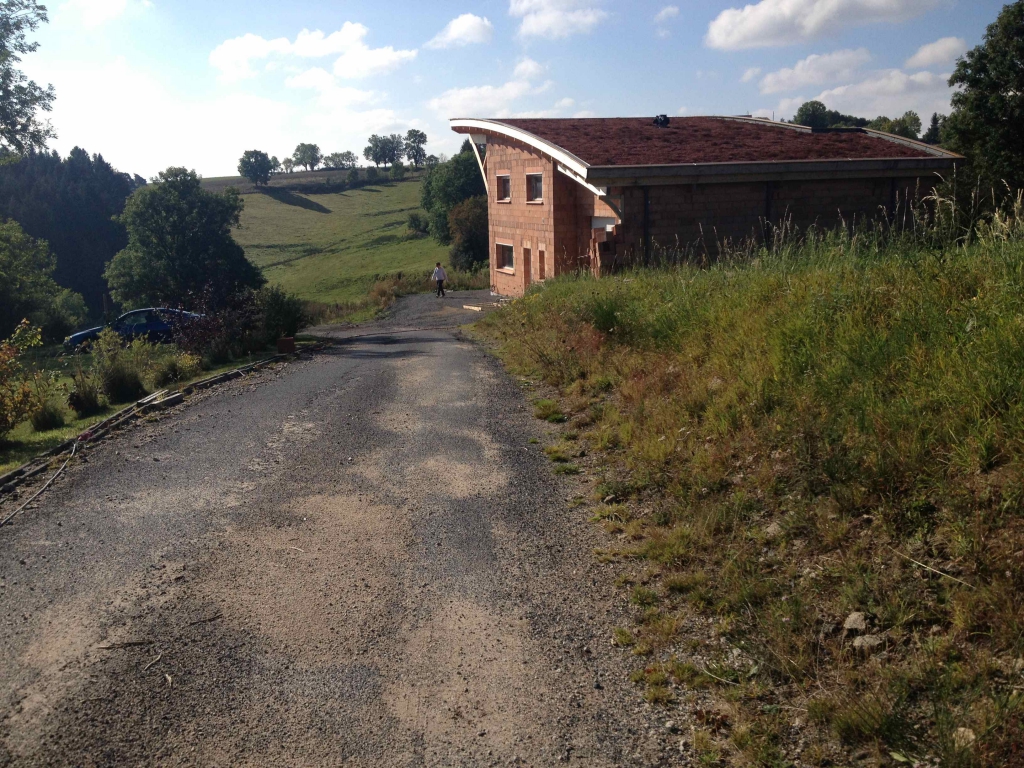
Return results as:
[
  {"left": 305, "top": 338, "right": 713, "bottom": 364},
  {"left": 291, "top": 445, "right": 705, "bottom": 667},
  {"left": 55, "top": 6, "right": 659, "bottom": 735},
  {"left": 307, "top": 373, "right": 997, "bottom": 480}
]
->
[{"left": 478, "top": 190, "right": 1024, "bottom": 765}]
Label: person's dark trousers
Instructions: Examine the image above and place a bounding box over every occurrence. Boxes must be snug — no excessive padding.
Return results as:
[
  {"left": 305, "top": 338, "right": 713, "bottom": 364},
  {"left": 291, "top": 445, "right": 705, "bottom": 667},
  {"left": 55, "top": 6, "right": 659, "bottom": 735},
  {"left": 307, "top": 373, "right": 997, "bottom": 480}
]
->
[{"left": 436, "top": 279, "right": 445, "bottom": 297}]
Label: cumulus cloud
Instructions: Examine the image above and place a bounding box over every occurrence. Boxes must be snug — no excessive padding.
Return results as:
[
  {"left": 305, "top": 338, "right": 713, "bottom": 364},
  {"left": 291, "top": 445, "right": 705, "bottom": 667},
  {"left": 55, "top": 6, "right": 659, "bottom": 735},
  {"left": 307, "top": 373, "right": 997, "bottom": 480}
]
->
[
  {"left": 513, "top": 57, "right": 545, "bottom": 80},
  {"left": 31, "top": 55, "right": 411, "bottom": 177},
  {"left": 906, "top": 36, "right": 967, "bottom": 69},
  {"left": 758, "top": 48, "right": 871, "bottom": 94},
  {"left": 654, "top": 6, "right": 679, "bottom": 23},
  {"left": 741, "top": 67, "right": 762, "bottom": 82},
  {"left": 57, "top": 0, "right": 150, "bottom": 28},
  {"left": 706, "top": 0, "right": 942, "bottom": 50},
  {"left": 428, "top": 58, "right": 549, "bottom": 118},
  {"left": 509, "top": 0, "right": 608, "bottom": 39},
  {"left": 426, "top": 14, "right": 494, "bottom": 49},
  {"left": 209, "top": 22, "right": 416, "bottom": 83},
  {"left": 554, "top": 97, "right": 575, "bottom": 108},
  {"left": 762, "top": 68, "right": 954, "bottom": 121}
]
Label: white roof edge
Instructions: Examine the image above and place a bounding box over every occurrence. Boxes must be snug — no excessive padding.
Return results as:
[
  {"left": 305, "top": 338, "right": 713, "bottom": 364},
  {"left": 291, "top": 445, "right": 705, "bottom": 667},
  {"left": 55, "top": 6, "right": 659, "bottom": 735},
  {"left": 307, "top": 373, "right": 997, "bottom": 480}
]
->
[{"left": 450, "top": 118, "right": 591, "bottom": 179}]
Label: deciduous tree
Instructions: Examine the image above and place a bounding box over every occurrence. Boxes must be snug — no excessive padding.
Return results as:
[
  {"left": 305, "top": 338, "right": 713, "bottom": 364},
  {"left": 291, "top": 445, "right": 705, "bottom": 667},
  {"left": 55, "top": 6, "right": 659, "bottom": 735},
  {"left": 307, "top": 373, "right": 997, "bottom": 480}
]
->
[
  {"left": 420, "top": 145, "right": 486, "bottom": 245},
  {"left": 324, "top": 151, "right": 357, "bottom": 169},
  {"left": 237, "top": 149, "right": 274, "bottom": 187},
  {"left": 945, "top": 0, "right": 1024, "bottom": 189},
  {"left": 405, "top": 129, "right": 427, "bottom": 166},
  {"left": 291, "top": 143, "right": 322, "bottom": 171},
  {"left": 105, "top": 168, "right": 265, "bottom": 310},
  {"left": 0, "top": 1, "right": 55, "bottom": 154}
]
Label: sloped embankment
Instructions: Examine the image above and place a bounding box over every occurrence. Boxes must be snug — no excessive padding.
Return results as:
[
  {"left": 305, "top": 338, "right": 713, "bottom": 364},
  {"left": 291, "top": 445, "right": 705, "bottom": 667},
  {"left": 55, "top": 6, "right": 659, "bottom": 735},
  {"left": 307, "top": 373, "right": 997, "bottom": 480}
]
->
[{"left": 476, "top": 228, "right": 1024, "bottom": 765}]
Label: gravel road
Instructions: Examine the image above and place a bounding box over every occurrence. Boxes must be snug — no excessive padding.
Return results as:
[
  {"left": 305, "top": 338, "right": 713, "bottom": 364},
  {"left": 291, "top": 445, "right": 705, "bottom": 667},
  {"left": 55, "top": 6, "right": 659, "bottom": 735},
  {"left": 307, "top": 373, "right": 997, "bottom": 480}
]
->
[{"left": 0, "top": 292, "right": 676, "bottom": 766}]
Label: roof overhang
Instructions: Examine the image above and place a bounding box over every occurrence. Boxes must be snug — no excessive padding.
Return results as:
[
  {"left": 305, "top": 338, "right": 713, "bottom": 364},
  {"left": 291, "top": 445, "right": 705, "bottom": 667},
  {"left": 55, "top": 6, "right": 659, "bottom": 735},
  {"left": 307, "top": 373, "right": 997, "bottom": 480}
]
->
[
  {"left": 451, "top": 117, "right": 961, "bottom": 191},
  {"left": 587, "top": 157, "right": 957, "bottom": 187}
]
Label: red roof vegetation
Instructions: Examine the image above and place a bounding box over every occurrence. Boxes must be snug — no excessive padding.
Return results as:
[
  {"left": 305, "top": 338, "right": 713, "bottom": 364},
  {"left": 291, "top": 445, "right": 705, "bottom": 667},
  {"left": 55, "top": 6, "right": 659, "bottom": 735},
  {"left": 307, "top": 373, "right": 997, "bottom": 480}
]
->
[{"left": 492, "top": 117, "right": 934, "bottom": 166}]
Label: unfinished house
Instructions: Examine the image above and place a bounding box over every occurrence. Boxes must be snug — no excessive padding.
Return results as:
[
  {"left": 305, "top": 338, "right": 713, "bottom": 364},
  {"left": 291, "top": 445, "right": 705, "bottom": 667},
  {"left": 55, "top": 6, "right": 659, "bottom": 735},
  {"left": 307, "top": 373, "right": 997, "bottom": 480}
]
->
[{"left": 450, "top": 116, "right": 960, "bottom": 297}]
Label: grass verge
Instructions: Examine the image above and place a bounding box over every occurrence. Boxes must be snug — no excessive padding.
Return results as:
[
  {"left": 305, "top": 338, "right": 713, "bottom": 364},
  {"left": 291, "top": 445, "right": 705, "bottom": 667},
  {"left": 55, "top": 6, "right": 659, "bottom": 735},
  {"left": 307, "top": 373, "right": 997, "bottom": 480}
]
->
[{"left": 476, "top": 217, "right": 1024, "bottom": 765}]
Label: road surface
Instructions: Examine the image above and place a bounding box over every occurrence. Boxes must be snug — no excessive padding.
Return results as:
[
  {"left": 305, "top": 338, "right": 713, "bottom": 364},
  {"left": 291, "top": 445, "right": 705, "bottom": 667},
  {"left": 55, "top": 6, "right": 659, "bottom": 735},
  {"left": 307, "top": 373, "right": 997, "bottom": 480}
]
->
[{"left": 0, "top": 292, "right": 675, "bottom": 766}]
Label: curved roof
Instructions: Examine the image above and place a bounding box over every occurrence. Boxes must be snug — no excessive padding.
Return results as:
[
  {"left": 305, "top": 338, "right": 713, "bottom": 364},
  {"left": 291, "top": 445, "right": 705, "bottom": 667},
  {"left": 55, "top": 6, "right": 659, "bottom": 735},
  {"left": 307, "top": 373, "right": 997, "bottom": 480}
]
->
[{"left": 451, "top": 116, "right": 959, "bottom": 171}]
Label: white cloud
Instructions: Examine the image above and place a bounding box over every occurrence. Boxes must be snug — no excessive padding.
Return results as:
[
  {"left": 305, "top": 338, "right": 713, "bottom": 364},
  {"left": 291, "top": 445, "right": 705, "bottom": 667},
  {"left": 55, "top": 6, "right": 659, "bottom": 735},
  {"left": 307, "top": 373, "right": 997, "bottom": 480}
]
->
[
  {"left": 428, "top": 58, "right": 549, "bottom": 118},
  {"left": 555, "top": 97, "right": 575, "bottom": 108},
  {"left": 814, "top": 69, "right": 953, "bottom": 118},
  {"left": 677, "top": 106, "right": 688, "bottom": 114},
  {"left": 513, "top": 57, "right": 544, "bottom": 80},
  {"left": 655, "top": 6, "right": 679, "bottom": 23},
  {"left": 426, "top": 14, "right": 494, "bottom": 49},
  {"left": 759, "top": 48, "right": 871, "bottom": 94},
  {"left": 509, "top": 0, "right": 608, "bottom": 39},
  {"left": 573, "top": 110, "right": 597, "bottom": 118},
  {"left": 741, "top": 66, "right": 762, "bottom": 82},
  {"left": 57, "top": 0, "right": 150, "bottom": 28},
  {"left": 210, "top": 23, "right": 416, "bottom": 83},
  {"left": 706, "top": 0, "right": 942, "bottom": 50},
  {"left": 906, "top": 36, "right": 967, "bottom": 69},
  {"left": 284, "top": 68, "right": 378, "bottom": 107},
  {"left": 763, "top": 68, "right": 954, "bottom": 121}
]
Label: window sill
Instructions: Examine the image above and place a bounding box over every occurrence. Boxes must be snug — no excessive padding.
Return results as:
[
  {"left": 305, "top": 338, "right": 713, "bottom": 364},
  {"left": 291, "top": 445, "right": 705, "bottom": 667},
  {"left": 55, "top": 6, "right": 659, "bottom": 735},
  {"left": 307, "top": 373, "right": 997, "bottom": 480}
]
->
[
  {"left": 526, "top": 200, "right": 544, "bottom": 205},
  {"left": 496, "top": 199, "right": 512, "bottom": 204},
  {"left": 496, "top": 267, "right": 515, "bottom": 275}
]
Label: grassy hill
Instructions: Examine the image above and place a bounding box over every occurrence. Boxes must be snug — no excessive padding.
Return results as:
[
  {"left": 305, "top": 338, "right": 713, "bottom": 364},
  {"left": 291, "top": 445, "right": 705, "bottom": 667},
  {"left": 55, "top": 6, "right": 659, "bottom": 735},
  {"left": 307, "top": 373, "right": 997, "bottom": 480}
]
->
[{"left": 201, "top": 170, "right": 450, "bottom": 306}]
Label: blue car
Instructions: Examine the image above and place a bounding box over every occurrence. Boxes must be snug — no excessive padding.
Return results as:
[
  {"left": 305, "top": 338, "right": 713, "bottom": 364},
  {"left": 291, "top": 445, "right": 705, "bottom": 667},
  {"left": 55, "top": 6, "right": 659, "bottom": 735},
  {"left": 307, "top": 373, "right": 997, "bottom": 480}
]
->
[{"left": 64, "top": 308, "right": 201, "bottom": 351}]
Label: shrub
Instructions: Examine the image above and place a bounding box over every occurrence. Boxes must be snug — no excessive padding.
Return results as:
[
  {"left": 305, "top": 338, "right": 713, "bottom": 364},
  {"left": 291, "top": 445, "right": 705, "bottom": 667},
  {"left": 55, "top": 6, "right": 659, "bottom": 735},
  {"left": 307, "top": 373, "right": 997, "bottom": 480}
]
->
[
  {"left": 39, "top": 289, "right": 89, "bottom": 343},
  {"left": 93, "top": 328, "right": 147, "bottom": 404},
  {"left": 152, "top": 352, "right": 202, "bottom": 387},
  {"left": 448, "top": 195, "right": 488, "bottom": 271},
  {"left": 0, "top": 321, "right": 40, "bottom": 441},
  {"left": 407, "top": 211, "right": 429, "bottom": 236},
  {"left": 67, "top": 362, "right": 103, "bottom": 417},
  {"left": 365, "top": 167, "right": 378, "bottom": 182},
  {"left": 389, "top": 162, "right": 406, "bottom": 181},
  {"left": 27, "top": 372, "right": 67, "bottom": 432},
  {"left": 256, "top": 285, "right": 305, "bottom": 340},
  {"left": 347, "top": 168, "right": 359, "bottom": 186}
]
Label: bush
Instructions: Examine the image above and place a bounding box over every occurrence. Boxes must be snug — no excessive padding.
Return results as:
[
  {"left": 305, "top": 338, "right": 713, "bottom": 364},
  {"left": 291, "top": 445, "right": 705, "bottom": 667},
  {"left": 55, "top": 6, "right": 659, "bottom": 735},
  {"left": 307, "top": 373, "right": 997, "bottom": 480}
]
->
[
  {"left": 30, "top": 400, "right": 65, "bottom": 432},
  {"left": 27, "top": 372, "right": 67, "bottom": 432},
  {"left": 152, "top": 352, "right": 202, "bottom": 387},
  {"left": 448, "top": 195, "right": 488, "bottom": 271},
  {"left": 407, "top": 211, "right": 429, "bottom": 236},
  {"left": 39, "top": 289, "right": 89, "bottom": 343},
  {"left": 93, "top": 328, "right": 148, "bottom": 404},
  {"left": 365, "top": 167, "right": 378, "bottom": 182},
  {"left": 347, "top": 168, "right": 359, "bottom": 186},
  {"left": 390, "top": 163, "right": 406, "bottom": 181},
  {"left": 67, "top": 361, "right": 103, "bottom": 417},
  {"left": 257, "top": 285, "right": 305, "bottom": 340},
  {"left": 0, "top": 321, "right": 40, "bottom": 441}
]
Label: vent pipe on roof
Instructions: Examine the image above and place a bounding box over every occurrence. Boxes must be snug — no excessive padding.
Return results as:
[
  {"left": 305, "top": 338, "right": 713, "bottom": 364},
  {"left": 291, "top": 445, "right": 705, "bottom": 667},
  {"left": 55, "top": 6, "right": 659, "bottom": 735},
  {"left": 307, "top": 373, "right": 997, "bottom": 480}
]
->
[{"left": 653, "top": 115, "right": 670, "bottom": 128}]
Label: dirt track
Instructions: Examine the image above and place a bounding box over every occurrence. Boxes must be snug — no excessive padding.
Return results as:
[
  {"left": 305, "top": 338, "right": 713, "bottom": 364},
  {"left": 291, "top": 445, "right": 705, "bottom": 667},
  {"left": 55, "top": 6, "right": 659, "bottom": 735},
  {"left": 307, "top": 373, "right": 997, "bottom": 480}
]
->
[{"left": 0, "top": 292, "right": 676, "bottom": 766}]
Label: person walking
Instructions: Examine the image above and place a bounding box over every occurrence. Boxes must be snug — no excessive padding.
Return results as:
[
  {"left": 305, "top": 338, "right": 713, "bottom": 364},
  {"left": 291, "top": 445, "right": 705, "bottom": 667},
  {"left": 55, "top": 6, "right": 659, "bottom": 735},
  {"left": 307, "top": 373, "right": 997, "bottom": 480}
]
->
[{"left": 432, "top": 262, "right": 447, "bottom": 298}]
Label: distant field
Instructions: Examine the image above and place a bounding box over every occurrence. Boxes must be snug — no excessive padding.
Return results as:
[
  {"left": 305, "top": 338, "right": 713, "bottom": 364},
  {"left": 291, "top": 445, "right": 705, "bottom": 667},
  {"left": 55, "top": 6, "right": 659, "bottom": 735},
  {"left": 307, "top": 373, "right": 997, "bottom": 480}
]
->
[{"left": 200, "top": 171, "right": 450, "bottom": 305}]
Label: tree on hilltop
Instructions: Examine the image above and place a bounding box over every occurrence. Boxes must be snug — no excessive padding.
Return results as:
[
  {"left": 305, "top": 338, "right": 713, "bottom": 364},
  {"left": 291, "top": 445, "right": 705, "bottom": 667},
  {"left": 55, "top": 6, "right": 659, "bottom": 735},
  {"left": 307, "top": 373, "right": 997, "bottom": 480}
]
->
[
  {"left": 292, "top": 143, "right": 322, "bottom": 171},
  {"left": 405, "top": 129, "right": 427, "bottom": 166},
  {"left": 363, "top": 134, "right": 404, "bottom": 168},
  {"left": 282, "top": 158, "right": 294, "bottom": 173},
  {"left": 324, "top": 151, "right": 357, "bottom": 169},
  {"left": 105, "top": 167, "right": 264, "bottom": 310},
  {"left": 237, "top": 150, "right": 274, "bottom": 187},
  {"left": 0, "top": 1, "right": 56, "bottom": 153}
]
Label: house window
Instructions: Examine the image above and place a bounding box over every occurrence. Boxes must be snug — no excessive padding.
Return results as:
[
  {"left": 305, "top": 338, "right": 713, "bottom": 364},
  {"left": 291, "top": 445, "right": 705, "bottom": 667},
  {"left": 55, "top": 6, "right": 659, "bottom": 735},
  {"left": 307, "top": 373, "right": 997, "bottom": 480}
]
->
[
  {"left": 497, "top": 243, "right": 514, "bottom": 271},
  {"left": 496, "top": 175, "right": 511, "bottom": 202},
  {"left": 526, "top": 173, "right": 543, "bottom": 202}
]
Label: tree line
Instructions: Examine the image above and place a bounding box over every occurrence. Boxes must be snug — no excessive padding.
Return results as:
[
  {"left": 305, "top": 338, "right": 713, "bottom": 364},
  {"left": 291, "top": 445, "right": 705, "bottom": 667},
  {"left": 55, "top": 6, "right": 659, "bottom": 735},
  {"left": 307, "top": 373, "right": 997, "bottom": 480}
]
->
[{"left": 236, "top": 130, "right": 436, "bottom": 187}]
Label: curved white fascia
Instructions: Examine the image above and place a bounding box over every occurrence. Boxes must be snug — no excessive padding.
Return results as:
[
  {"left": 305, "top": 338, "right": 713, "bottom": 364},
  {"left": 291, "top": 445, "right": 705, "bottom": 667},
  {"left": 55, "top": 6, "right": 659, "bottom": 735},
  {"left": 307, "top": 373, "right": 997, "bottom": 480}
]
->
[{"left": 450, "top": 118, "right": 592, "bottom": 180}]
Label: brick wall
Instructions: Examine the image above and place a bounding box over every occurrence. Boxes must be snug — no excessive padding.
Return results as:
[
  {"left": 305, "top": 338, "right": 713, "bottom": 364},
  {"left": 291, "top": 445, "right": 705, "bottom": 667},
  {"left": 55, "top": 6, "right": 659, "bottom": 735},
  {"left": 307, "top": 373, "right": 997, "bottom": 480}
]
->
[
  {"left": 484, "top": 138, "right": 555, "bottom": 297},
  {"left": 482, "top": 133, "right": 939, "bottom": 294}
]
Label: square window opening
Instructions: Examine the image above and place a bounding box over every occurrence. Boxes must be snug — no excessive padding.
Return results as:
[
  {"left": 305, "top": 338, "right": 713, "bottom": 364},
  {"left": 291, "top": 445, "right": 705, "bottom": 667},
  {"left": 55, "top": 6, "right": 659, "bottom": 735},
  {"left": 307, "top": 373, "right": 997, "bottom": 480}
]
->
[
  {"left": 526, "top": 174, "right": 543, "bottom": 202},
  {"left": 497, "top": 243, "right": 514, "bottom": 270},
  {"left": 496, "top": 175, "right": 511, "bottom": 201}
]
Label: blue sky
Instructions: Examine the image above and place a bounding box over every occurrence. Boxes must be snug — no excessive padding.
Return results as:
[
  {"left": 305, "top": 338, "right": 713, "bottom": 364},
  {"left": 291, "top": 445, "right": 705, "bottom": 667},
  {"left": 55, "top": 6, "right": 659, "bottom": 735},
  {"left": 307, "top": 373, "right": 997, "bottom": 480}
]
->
[{"left": 24, "top": 0, "right": 1007, "bottom": 177}]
